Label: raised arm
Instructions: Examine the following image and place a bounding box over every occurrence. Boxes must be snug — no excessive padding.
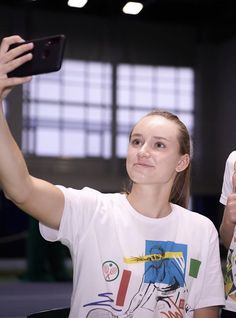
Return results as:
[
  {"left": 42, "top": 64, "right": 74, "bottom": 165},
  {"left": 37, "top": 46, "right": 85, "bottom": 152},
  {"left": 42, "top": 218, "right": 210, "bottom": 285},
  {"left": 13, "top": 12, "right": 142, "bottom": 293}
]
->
[
  {"left": 220, "top": 172, "right": 236, "bottom": 249},
  {"left": 0, "top": 35, "right": 64, "bottom": 229}
]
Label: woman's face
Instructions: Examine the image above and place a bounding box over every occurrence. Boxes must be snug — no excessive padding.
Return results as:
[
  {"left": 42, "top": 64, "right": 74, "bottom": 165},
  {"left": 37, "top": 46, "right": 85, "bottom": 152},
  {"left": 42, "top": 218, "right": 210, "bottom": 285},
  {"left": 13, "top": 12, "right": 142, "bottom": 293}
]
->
[{"left": 126, "top": 115, "right": 188, "bottom": 187}]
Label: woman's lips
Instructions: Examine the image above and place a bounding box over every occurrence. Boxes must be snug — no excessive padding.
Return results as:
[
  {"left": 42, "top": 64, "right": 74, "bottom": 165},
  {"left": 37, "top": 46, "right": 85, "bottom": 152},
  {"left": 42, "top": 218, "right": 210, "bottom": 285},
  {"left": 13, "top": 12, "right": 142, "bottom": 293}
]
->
[{"left": 134, "top": 162, "right": 154, "bottom": 168}]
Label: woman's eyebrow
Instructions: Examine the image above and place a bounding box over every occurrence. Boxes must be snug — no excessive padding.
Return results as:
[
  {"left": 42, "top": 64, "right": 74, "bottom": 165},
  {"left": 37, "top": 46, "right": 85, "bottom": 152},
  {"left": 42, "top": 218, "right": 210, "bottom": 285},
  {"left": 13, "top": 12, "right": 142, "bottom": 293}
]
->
[
  {"left": 153, "top": 136, "right": 170, "bottom": 142},
  {"left": 130, "top": 133, "right": 142, "bottom": 137},
  {"left": 130, "top": 134, "right": 170, "bottom": 142}
]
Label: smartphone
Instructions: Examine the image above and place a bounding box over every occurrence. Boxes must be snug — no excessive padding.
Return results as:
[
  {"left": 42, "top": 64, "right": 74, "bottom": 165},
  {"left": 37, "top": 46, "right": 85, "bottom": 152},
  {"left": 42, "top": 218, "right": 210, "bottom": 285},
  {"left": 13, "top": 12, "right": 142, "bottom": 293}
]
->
[{"left": 8, "top": 34, "right": 66, "bottom": 77}]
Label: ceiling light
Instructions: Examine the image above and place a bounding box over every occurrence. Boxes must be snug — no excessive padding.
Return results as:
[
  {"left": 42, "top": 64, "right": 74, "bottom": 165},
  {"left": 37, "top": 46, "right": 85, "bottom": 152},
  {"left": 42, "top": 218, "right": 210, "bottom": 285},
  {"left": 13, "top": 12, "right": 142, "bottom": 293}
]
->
[
  {"left": 67, "top": 0, "right": 88, "bottom": 8},
  {"left": 122, "top": 2, "right": 143, "bottom": 15}
]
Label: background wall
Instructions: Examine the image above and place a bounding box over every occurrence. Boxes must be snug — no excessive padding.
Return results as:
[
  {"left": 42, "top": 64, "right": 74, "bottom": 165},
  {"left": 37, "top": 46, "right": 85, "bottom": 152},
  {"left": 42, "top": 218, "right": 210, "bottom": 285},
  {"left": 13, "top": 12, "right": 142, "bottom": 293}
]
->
[{"left": 0, "top": 4, "right": 235, "bottom": 256}]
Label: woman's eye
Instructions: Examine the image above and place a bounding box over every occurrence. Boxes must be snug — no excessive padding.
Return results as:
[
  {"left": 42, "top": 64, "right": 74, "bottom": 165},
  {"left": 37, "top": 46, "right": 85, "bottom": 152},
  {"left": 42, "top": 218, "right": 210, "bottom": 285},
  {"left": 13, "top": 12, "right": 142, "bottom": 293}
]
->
[
  {"left": 130, "top": 139, "right": 141, "bottom": 146},
  {"left": 155, "top": 142, "right": 165, "bottom": 149}
]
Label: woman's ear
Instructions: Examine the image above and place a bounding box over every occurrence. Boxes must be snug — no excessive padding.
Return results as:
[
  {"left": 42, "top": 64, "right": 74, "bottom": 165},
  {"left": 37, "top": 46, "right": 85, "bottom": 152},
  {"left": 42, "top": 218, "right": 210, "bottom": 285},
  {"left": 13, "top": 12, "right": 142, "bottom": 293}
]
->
[{"left": 176, "top": 154, "right": 190, "bottom": 172}]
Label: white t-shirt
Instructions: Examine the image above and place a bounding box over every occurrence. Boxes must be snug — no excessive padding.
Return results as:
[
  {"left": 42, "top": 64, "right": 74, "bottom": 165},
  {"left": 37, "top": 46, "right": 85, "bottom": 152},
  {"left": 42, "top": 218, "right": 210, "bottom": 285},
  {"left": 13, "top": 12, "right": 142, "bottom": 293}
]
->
[
  {"left": 40, "top": 186, "right": 224, "bottom": 318},
  {"left": 220, "top": 151, "right": 236, "bottom": 312}
]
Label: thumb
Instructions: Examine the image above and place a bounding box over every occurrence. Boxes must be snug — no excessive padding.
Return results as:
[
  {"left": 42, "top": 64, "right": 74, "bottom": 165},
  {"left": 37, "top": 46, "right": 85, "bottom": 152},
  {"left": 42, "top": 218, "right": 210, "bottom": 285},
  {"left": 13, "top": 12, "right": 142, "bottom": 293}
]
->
[{"left": 233, "top": 161, "right": 236, "bottom": 193}]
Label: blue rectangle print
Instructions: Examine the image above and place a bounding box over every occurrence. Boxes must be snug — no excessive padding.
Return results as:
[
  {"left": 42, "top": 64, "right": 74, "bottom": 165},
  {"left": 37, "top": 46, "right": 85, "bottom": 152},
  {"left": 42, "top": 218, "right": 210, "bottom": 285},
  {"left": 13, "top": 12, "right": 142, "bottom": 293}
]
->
[{"left": 144, "top": 240, "right": 187, "bottom": 287}]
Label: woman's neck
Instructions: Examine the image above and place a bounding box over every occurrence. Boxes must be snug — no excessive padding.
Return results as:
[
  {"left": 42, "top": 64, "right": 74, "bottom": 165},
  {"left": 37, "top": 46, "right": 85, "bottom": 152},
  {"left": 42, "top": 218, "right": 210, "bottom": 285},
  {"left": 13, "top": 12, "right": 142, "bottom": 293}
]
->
[{"left": 127, "top": 184, "right": 172, "bottom": 218}]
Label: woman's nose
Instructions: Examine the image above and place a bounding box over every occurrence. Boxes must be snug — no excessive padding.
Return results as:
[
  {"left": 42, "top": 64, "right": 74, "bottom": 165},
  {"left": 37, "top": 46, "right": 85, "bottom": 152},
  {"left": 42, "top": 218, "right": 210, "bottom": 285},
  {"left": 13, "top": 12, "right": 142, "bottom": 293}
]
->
[{"left": 137, "top": 145, "right": 150, "bottom": 158}]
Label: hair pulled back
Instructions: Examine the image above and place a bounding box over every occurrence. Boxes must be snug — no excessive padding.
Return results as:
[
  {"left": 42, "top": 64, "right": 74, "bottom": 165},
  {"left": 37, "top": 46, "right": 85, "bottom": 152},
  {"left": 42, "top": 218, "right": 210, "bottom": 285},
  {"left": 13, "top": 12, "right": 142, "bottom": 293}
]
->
[{"left": 128, "top": 110, "right": 191, "bottom": 209}]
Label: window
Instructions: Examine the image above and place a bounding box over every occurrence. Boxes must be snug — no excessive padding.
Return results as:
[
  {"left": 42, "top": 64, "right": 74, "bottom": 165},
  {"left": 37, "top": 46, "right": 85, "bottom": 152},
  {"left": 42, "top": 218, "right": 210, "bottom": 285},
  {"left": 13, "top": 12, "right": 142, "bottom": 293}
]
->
[
  {"left": 22, "top": 61, "right": 194, "bottom": 159},
  {"left": 116, "top": 65, "right": 194, "bottom": 157},
  {"left": 22, "top": 60, "right": 112, "bottom": 158}
]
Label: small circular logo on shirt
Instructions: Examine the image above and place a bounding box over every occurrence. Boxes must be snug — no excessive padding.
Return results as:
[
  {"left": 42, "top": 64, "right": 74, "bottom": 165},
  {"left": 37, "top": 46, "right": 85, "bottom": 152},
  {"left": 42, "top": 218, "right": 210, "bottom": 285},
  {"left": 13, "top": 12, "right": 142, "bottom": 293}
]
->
[{"left": 102, "top": 261, "right": 119, "bottom": 281}]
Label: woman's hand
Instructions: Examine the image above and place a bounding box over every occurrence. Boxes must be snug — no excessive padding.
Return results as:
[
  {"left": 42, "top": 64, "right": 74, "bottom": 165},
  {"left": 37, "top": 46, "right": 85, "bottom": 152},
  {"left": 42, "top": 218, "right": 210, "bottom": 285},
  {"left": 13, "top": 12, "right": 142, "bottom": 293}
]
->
[{"left": 0, "top": 35, "right": 33, "bottom": 101}]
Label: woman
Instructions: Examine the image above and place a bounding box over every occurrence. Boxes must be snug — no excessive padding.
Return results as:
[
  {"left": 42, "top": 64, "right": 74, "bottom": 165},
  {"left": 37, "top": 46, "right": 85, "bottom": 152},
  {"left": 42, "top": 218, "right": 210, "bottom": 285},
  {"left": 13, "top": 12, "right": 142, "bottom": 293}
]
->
[{"left": 0, "top": 35, "right": 224, "bottom": 317}]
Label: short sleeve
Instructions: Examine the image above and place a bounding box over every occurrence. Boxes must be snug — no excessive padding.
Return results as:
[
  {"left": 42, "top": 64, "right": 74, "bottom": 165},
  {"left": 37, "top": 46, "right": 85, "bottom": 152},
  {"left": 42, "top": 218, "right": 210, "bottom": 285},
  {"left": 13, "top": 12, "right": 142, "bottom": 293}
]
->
[
  {"left": 39, "top": 185, "right": 66, "bottom": 242},
  {"left": 39, "top": 186, "right": 101, "bottom": 249},
  {"left": 220, "top": 151, "right": 236, "bottom": 205}
]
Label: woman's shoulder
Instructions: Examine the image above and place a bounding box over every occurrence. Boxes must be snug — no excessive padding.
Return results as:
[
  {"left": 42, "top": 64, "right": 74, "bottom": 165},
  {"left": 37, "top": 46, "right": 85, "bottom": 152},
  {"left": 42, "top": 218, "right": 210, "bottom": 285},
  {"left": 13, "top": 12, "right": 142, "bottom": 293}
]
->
[
  {"left": 225, "top": 150, "right": 236, "bottom": 166},
  {"left": 228, "top": 150, "right": 236, "bottom": 159},
  {"left": 57, "top": 185, "right": 123, "bottom": 205},
  {"left": 172, "top": 203, "right": 216, "bottom": 229},
  {"left": 57, "top": 185, "right": 116, "bottom": 196}
]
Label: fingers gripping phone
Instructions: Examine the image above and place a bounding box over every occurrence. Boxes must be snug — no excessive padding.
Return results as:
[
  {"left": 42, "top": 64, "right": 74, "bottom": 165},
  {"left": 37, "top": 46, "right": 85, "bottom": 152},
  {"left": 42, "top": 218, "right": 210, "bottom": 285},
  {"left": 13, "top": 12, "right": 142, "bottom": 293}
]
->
[{"left": 8, "top": 34, "right": 66, "bottom": 77}]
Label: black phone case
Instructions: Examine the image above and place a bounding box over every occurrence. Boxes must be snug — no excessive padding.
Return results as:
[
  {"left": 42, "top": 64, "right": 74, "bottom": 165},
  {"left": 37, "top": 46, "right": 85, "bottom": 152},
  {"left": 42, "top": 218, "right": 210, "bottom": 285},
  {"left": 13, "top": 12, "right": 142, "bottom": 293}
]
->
[{"left": 8, "top": 34, "right": 66, "bottom": 77}]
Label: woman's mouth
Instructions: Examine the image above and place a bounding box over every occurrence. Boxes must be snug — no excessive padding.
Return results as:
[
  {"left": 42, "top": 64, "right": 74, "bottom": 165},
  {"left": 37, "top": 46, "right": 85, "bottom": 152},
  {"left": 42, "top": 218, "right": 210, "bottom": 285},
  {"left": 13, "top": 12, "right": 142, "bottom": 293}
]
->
[{"left": 134, "top": 162, "right": 154, "bottom": 168}]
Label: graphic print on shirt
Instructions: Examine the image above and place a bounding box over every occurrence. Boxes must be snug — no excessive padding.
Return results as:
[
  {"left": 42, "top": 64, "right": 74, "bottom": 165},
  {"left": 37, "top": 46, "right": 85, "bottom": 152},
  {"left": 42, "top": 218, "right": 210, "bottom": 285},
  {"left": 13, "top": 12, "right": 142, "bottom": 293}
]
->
[
  {"left": 224, "top": 244, "right": 236, "bottom": 303},
  {"left": 124, "top": 240, "right": 188, "bottom": 317},
  {"left": 84, "top": 240, "right": 192, "bottom": 318},
  {"left": 102, "top": 261, "right": 120, "bottom": 282}
]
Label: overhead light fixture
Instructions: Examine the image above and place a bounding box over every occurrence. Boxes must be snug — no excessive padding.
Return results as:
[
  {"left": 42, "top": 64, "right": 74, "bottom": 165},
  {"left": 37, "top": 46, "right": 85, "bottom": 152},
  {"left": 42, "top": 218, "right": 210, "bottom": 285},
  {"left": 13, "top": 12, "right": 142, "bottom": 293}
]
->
[
  {"left": 122, "top": 2, "right": 143, "bottom": 15},
  {"left": 67, "top": 0, "right": 88, "bottom": 8}
]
